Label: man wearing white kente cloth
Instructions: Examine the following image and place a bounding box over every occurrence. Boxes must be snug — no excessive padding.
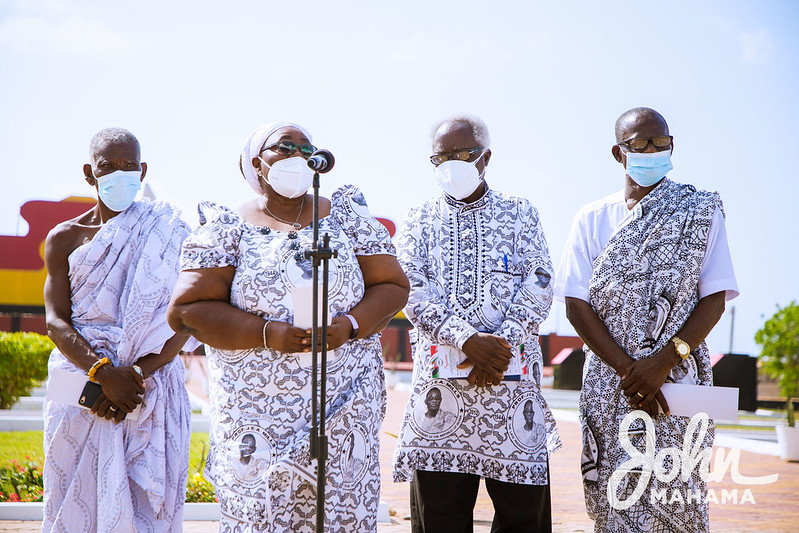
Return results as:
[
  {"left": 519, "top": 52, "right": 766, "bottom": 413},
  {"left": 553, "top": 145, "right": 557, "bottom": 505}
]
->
[
  {"left": 556, "top": 107, "right": 738, "bottom": 532},
  {"left": 393, "top": 116, "right": 560, "bottom": 532},
  {"left": 43, "top": 128, "right": 196, "bottom": 533}
]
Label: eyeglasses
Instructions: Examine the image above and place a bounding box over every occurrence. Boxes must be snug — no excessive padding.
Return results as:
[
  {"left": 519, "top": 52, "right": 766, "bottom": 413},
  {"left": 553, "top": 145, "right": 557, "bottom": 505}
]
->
[
  {"left": 261, "top": 140, "right": 317, "bottom": 159},
  {"left": 430, "top": 148, "right": 484, "bottom": 166},
  {"left": 618, "top": 135, "right": 673, "bottom": 152}
]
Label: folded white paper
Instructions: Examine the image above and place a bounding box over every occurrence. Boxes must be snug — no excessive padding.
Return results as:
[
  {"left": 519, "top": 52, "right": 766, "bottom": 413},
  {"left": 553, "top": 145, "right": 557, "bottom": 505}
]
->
[
  {"left": 46, "top": 367, "right": 141, "bottom": 420},
  {"left": 291, "top": 285, "right": 331, "bottom": 330},
  {"left": 291, "top": 285, "right": 333, "bottom": 366},
  {"left": 660, "top": 383, "right": 738, "bottom": 421}
]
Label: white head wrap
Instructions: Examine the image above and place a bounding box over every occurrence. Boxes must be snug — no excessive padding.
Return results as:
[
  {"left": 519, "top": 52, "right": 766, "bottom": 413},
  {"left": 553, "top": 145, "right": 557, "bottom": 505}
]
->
[{"left": 239, "top": 122, "right": 314, "bottom": 194}]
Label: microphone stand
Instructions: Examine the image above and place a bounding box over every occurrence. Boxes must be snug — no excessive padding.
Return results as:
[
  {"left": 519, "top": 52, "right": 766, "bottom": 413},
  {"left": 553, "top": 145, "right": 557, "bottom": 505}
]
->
[{"left": 305, "top": 170, "right": 337, "bottom": 532}]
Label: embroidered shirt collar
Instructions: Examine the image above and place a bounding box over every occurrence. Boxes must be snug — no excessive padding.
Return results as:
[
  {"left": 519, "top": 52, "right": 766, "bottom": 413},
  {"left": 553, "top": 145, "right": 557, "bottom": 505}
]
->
[{"left": 442, "top": 182, "right": 491, "bottom": 212}]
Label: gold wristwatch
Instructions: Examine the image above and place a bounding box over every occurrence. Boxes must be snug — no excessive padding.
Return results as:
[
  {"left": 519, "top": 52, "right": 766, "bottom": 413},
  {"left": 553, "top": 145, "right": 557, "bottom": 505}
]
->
[{"left": 671, "top": 336, "right": 691, "bottom": 360}]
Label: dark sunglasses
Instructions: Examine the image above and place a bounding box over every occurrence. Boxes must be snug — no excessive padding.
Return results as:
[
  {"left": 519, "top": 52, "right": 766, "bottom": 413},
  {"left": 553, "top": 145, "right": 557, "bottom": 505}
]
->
[
  {"left": 618, "top": 135, "right": 673, "bottom": 152},
  {"left": 430, "top": 147, "right": 484, "bottom": 166},
  {"left": 261, "top": 140, "right": 317, "bottom": 159}
]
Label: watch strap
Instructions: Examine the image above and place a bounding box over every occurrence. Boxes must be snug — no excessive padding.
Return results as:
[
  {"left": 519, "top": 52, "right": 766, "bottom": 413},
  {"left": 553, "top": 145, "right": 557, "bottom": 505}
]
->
[{"left": 671, "top": 336, "right": 691, "bottom": 360}]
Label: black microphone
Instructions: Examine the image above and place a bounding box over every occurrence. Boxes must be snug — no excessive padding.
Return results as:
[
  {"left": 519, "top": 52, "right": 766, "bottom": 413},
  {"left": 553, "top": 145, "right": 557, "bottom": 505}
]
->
[{"left": 307, "top": 149, "right": 335, "bottom": 173}]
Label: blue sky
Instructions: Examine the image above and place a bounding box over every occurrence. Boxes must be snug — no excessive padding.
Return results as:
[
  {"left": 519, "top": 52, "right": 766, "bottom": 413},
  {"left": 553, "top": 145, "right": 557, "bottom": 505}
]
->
[{"left": 1, "top": 0, "right": 797, "bottom": 356}]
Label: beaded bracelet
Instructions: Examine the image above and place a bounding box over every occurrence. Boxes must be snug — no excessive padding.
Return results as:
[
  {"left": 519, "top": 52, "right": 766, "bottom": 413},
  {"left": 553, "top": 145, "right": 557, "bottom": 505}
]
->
[
  {"left": 87, "top": 357, "right": 111, "bottom": 382},
  {"left": 262, "top": 320, "right": 271, "bottom": 349}
]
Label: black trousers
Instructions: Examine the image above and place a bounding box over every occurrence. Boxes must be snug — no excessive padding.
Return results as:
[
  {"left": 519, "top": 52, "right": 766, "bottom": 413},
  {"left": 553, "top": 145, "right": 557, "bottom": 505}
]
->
[{"left": 410, "top": 469, "right": 552, "bottom": 533}]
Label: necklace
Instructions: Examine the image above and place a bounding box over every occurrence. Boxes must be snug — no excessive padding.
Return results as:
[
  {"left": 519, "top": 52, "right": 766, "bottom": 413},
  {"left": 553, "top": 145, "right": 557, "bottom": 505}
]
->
[{"left": 262, "top": 195, "right": 305, "bottom": 230}]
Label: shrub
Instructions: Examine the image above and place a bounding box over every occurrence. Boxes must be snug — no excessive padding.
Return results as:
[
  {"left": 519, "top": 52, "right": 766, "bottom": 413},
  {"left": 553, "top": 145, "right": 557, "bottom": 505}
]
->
[
  {"left": 185, "top": 438, "right": 217, "bottom": 502},
  {"left": 0, "top": 332, "right": 54, "bottom": 409},
  {"left": 185, "top": 472, "right": 217, "bottom": 503},
  {"left": 0, "top": 457, "right": 44, "bottom": 502}
]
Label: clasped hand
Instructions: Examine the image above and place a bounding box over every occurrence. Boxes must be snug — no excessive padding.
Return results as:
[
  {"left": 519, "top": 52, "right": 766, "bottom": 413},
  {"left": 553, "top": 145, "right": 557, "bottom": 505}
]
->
[
  {"left": 91, "top": 365, "right": 145, "bottom": 424},
  {"left": 264, "top": 316, "right": 353, "bottom": 354},
  {"left": 457, "top": 333, "right": 512, "bottom": 387},
  {"left": 620, "top": 348, "right": 673, "bottom": 418}
]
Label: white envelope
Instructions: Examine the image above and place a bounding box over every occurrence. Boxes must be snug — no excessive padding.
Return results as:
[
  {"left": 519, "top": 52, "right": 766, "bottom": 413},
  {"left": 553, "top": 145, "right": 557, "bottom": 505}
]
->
[
  {"left": 660, "top": 383, "right": 738, "bottom": 421},
  {"left": 46, "top": 367, "right": 141, "bottom": 420}
]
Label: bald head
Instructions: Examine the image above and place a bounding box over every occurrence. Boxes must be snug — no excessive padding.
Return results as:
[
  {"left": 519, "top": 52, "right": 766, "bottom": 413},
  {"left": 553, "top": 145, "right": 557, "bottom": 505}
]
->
[
  {"left": 239, "top": 433, "right": 256, "bottom": 460},
  {"left": 615, "top": 108, "right": 669, "bottom": 143},
  {"left": 89, "top": 127, "right": 140, "bottom": 161}
]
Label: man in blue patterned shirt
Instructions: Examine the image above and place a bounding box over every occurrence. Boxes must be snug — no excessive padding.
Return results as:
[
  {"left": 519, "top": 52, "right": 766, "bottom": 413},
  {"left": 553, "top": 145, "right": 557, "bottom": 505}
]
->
[{"left": 392, "top": 115, "right": 559, "bottom": 533}]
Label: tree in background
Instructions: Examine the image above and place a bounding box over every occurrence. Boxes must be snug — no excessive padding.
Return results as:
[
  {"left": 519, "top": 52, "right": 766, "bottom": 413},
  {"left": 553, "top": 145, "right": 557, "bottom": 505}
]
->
[
  {"left": 0, "top": 332, "right": 53, "bottom": 409},
  {"left": 755, "top": 301, "right": 799, "bottom": 427}
]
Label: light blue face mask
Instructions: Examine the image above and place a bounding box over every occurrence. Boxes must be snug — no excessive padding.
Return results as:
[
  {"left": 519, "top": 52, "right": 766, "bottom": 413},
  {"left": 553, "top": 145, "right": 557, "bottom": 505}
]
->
[
  {"left": 95, "top": 170, "right": 142, "bottom": 212},
  {"left": 624, "top": 149, "right": 673, "bottom": 187}
]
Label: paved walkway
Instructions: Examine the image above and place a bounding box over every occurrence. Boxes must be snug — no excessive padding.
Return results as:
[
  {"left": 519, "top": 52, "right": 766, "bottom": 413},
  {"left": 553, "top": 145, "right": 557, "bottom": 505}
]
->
[
  {"left": 3, "top": 361, "right": 798, "bottom": 532},
  {"left": 377, "top": 388, "right": 799, "bottom": 533}
]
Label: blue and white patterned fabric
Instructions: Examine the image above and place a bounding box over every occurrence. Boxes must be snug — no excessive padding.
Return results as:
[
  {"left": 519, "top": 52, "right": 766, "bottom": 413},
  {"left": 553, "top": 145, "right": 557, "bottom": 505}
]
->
[
  {"left": 392, "top": 186, "right": 560, "bottom": 486},
  {"left": 561, "top": 178, "right": 736, "bottom": 532},
  {"left": 180, "top": 185, "right": 393, "bottom": 532},
  {"left": 43, "top": 200, "right": 193, "bottom": 533}
]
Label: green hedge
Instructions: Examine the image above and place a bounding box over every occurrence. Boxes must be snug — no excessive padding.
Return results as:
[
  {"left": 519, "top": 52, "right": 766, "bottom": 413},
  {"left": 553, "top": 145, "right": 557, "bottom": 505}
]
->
[{"left": 0, "top": 332, "right": 54, "bottom": 409}]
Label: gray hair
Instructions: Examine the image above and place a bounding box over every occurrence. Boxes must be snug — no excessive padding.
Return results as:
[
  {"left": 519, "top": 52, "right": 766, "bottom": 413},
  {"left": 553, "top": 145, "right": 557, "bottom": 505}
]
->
[
  {"left": 89, "top": 127, "right": 140, "bottom": 159},
  {"left": 431, "top": 115, "right": 491, "bottom": 148}
]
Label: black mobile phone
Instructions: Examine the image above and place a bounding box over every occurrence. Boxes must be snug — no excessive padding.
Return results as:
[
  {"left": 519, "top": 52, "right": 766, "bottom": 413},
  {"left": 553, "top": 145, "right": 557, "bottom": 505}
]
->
[
  {"left": 78, "top": 381, "right": 128, "bottom": 420},
  {"left": 78, "top": 381, "right": 103, "bottom": 408}
]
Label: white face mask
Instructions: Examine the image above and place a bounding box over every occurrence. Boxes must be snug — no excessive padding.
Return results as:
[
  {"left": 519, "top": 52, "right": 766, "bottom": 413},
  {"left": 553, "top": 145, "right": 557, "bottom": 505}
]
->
[
  {"left": 434, "top": 154, "right": 485, "bottom": 200},
  {"left": 260, "top": 156, "right": 314, "bottom": 199},
  {"left": 95, "top": 170, "right": 142, "bottom": 212}
]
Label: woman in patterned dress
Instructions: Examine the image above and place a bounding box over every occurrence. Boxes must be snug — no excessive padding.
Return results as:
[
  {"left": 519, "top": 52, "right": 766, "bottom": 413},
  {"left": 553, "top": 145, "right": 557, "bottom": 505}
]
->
[{"left": 167, "top": 122, "right": 409, "bottom": 532}]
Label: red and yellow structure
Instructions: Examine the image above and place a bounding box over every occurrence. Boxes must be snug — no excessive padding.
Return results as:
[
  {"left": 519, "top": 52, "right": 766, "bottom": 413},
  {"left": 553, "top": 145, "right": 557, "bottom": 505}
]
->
[{"left": 0, "top": 197, "right": 95, "bottom": 333}]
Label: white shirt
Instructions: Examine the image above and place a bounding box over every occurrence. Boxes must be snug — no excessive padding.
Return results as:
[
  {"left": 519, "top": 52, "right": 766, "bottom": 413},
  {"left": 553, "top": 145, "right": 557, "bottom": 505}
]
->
[{"left": 555, "top": 189, "right": 739, "bottom": 303}]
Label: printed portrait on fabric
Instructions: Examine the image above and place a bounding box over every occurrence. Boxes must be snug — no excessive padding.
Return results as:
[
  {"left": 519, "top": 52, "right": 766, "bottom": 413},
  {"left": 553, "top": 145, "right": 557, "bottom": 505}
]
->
[
  {"left": 228, "top": 424, "right": 276, "bottom": 489},
  {"left": 410, "top": 381, "right": 464, "bottom": 439}
]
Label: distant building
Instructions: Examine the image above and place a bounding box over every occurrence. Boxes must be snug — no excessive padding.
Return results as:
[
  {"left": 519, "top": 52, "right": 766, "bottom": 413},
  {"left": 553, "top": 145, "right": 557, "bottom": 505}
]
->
[{"left": 0, "top": 198, "right": 585, "bottom": 369}]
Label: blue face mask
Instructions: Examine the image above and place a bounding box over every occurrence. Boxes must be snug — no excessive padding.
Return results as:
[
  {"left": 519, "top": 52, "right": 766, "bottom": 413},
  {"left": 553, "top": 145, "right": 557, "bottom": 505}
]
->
[
  {"left": 95, "top": 170, "right": 142, "bottom": 212},
  {"left": 624, "top": 150, "right": 673, "bottom": 187}
]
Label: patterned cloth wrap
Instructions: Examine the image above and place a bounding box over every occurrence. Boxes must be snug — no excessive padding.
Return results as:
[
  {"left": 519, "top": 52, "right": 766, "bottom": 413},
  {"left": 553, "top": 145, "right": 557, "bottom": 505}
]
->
[
  {"left": 180, "top": 185, "right": 392, "bottom": 532},
  {"left": 392, "top": 188, "right": 560, "bottom": 486},
  {"left": 580, "top": 178, "right": 722, "bottom": 532},
  {"left": 43, "top": 200, "right": 193, "bottom": 533}
]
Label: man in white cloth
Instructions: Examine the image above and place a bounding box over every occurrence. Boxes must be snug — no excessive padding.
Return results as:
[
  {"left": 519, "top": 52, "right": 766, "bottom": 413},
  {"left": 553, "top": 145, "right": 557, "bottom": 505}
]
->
[
  {"left": 519, "top": 400, "right": 546, "bottom": 449},
  {"left": 416, "top": 387, "right": 457, "bottom": 434},
  {"left": 556, "top": 107, "right": 739, "bottom": 532},
  {"left": 393, "top": 115, "right": 559, "bottom": 532},
  {"left": 43, "top": 128, "right": 196, "bottom": 533}
]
